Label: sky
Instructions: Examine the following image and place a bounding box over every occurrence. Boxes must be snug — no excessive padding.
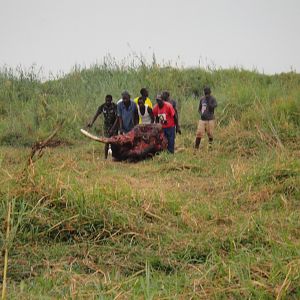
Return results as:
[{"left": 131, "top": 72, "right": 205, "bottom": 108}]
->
[{"left": 1, "top": 0, "right": 300, "bottom": 76}]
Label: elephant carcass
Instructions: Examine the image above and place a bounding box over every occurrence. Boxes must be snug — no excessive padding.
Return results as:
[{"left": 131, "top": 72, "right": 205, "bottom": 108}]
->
[{"left": 81, "top": 124, "right": 168, "bottom": 161}]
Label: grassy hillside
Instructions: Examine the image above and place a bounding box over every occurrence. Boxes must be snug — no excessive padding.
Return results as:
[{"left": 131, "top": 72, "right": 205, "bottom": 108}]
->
[{"left": 0, "top": 64, "right": 300, "bottom": 299}]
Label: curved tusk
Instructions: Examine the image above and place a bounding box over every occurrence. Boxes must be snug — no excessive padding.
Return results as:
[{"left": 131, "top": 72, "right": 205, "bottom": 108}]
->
[{"left": 80, "top": 129, "right": 109, "bottom": 143}]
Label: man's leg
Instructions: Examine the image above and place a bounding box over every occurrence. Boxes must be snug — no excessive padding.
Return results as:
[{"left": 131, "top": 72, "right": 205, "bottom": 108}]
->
[
  {"left": 168, "top": 127, "right": 175, "bottom": 153},
  {"left": 104, "top": 128, "right": 110, "bottom": 159},
  {"left": 207, "top": 120, "right": 215, "bottom": 146},
  {"left": 195, "top": 138, "right": 201, "bottom": 149},
  {"left": 163, "top": 128, "right": 169, "bottom": 151},
  {"left": 195, "top": 120, "right": 204, "bottom": 149},
  {"left": 164, "top": 127, "right": 175, "bottom": 154},
  {"left": 104, "top": 143, "right": 109, "bottom": 159}
]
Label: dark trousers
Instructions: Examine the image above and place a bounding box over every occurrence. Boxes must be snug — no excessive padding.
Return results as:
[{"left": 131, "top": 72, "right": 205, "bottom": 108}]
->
[{"left": 163, "top": 126, "right": 176, "bottom": 153}]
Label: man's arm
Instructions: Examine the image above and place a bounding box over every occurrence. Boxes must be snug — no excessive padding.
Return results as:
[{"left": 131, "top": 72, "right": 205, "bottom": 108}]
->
[
  {"left": 209, "top": 97, "right": 217, "bottom": 108},
  {"left": 208, "top": 97, "right": 217, "bottom": 114},
  {"left": 109, "top": 103, "right": 118, "bottom": 132},
  {"left": 147, "top": 99, "right": 153, "bottom": 109},
  {"left": 117, "top": 103, "right": 124, "bottom": 133},
  {"left": 152, "top": 106, "right": 159, "bottom": 124},
  {"left": 171, "top": 103, "right": 181, "bottom": 134},
  {"left": 87, "top": 106, "right": 102, "bottom": 127},
  {"left": 109, "top": 117, "right": 119, "bottom": 134},
  {"left": 198, "top": 99, "right": 202, "bottom": 114},
  {"left": 174, "top": 107, "right": 179, "bottom": 127},
  {"left": 174, "top": 113, "right": 181, "bottom": 134},
  {"left": 118, "top": 116, "right": 124, "bottom": 133},
  {"left": 148, "top": 107, "right": 155, "bottom": 123},
  {"left": 133, "top": 107, "right": 139, "bottom": 126}
]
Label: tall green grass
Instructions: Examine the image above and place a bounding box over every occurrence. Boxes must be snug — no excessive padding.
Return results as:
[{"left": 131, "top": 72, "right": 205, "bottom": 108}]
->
[
  {"left": 0, "top": 61, "right": 300, "bottom": 298},
  {"left": 1, "top": 61, "right": 299, "bottom": 147}
]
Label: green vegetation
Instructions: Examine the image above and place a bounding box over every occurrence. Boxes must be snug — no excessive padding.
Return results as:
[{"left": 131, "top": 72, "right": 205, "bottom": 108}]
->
[{"left": 1, "top": 62, "right": 300, "bottom": 299}]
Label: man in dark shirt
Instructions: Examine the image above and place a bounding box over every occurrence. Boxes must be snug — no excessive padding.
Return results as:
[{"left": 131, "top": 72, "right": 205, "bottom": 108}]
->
[
  {"left": 87, "top": 94, "right": 117, "bottom": 158},
  {"left": 195, "top": 87, "right": 217, "bottom": 149}
]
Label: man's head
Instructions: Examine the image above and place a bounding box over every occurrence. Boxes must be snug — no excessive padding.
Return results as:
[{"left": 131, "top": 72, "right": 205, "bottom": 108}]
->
[
  {"left": 156, "top": 94, "right": 164, "bottom": 108},
  {"left": 105, "top": 94, "right": 113, "bottom": 105},
  {"left": 137, "top": 97, "right": 145, "bottom": 108},
  {"left": 122, "top": 91, "right": 131, "bottom": 105},
  {"left": 204, "top": 87, "right": 211, "bottom": 96},
  {"left": 161, "top": 91, "right": 170, "bottom": 101},
  {"left": 140, "top": 88, "right": 148, "bottom": 99}
]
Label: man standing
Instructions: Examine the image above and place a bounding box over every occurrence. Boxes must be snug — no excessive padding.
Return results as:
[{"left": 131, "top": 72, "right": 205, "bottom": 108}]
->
[
  {"left": 195, "top": 87, "right": 217, "bottom": 149},
  {"left": 117, "top": 91, "right": 139, "bottom": 134},
  {"left": 134, "top": 88, "right": 153, "bottom": 124},
  {"left": 153, "top": 94, "right": 177, "bottom": 153},
  {"left": 161, "top": 91, "right": 181, "bottom": 134},
  {"left": 137, "top": 97, "right": 154, "bottom": 124},
  {"left": 87, "top": 94, "right": 117, "bottom": 158},
  {"left": 134, "top": 88, "right": 153, "bottom": 108}
]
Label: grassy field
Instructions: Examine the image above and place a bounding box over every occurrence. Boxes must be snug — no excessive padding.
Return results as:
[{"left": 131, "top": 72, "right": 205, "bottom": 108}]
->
[{"left": 0, "top": 63, "right": 300, "bottom": 299}]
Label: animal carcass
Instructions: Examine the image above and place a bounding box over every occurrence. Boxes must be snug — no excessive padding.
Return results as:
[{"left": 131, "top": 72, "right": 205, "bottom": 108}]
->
[{"left": 81, "top": 124, "right": 168, "bottom": 161}]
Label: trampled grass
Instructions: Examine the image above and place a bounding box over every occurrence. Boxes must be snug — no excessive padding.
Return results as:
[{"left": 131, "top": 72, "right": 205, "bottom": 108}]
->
[{"left": 0, "top": 63, "right": 300, "bottom": 299}]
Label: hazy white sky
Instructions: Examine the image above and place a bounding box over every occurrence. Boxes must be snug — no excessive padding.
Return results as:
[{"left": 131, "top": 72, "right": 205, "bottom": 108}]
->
[{"left": 1, "top": 0, "right": 299, "bottom": 75}]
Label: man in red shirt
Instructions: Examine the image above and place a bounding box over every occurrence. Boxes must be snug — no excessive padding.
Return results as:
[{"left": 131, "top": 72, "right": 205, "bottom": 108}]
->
[{"left": 152, "top": 94, "right": 177, "bottom": 153}]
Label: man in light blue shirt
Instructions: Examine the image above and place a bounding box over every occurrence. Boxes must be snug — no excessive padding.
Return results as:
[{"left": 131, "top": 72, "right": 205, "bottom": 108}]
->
[{"left": 117, "top": 91, "right": 139, "bottom": 133}]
